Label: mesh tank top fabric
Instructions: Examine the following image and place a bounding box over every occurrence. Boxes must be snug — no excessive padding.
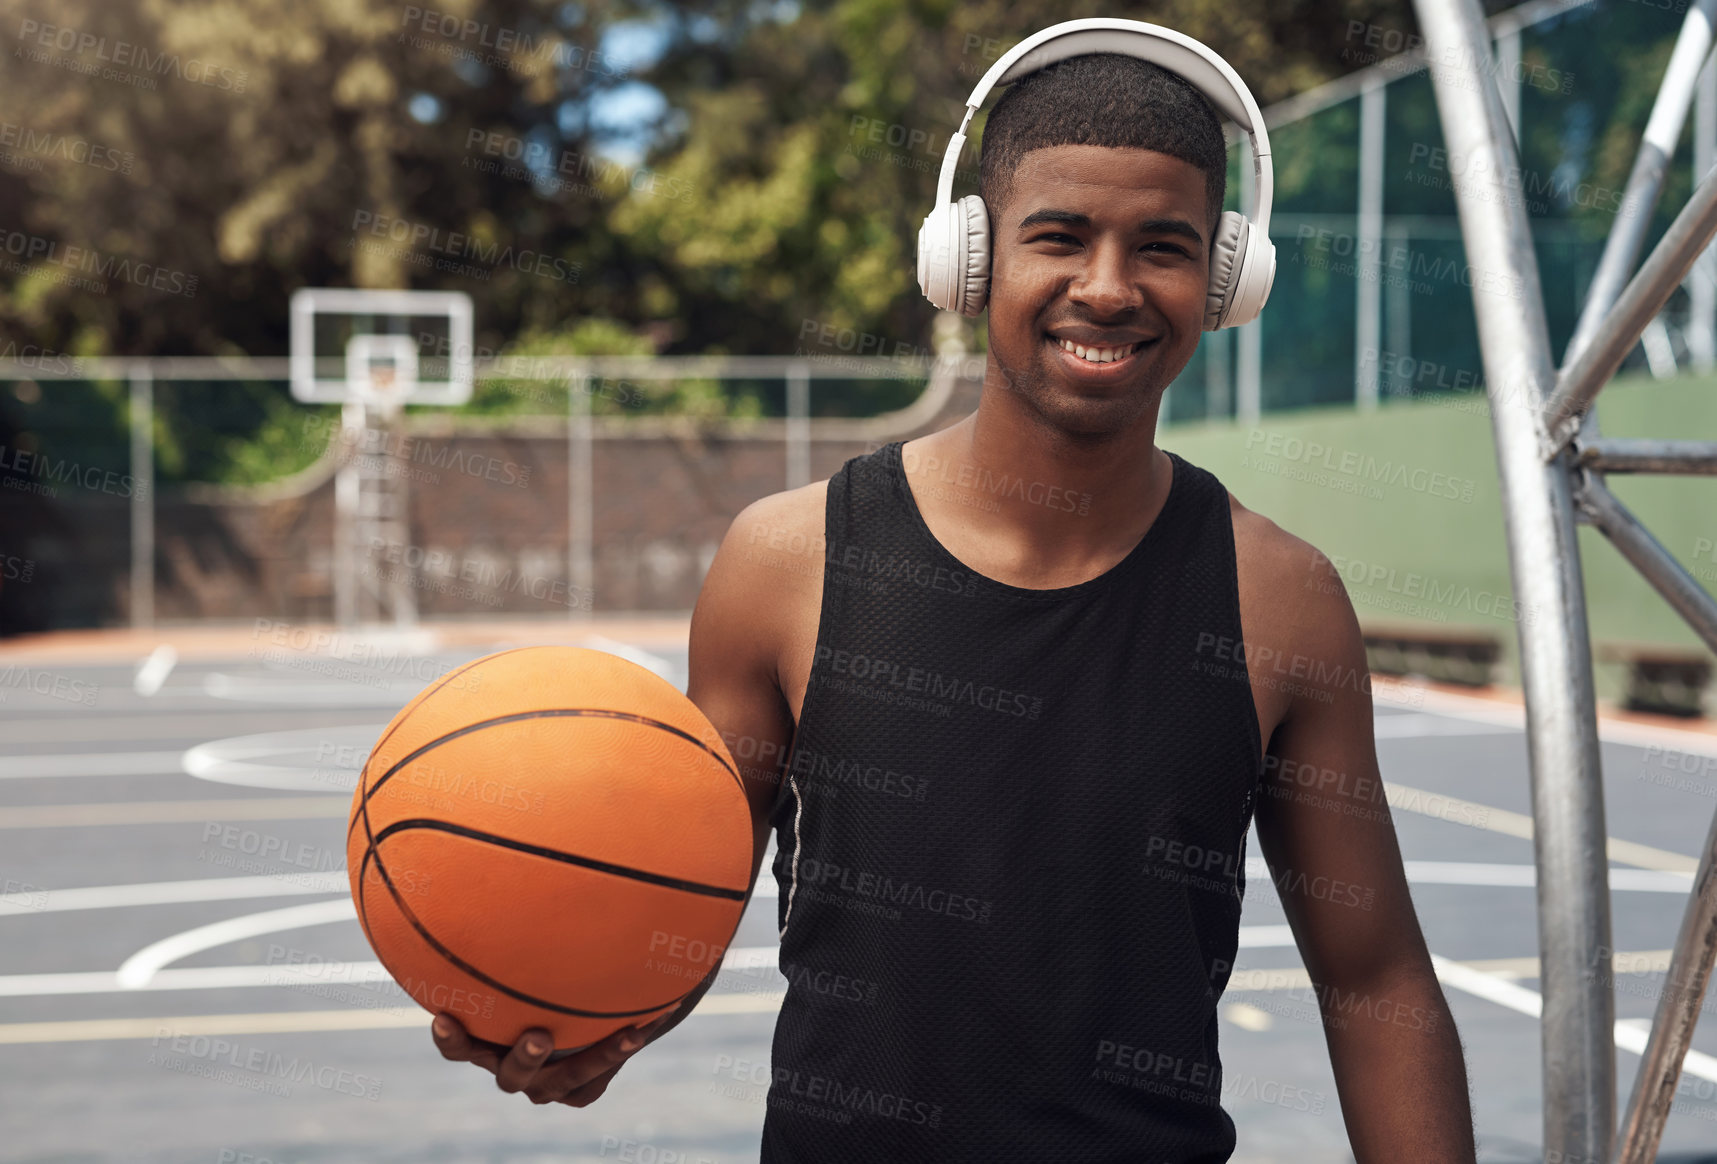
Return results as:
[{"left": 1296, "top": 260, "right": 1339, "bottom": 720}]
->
[{"left": 761, "top": 441, "right": 1264, "bottom": 1163}]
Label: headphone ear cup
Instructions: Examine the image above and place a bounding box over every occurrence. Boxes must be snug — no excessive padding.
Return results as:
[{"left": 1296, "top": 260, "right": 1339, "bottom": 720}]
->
[
  {"left": 1228, "top": 230, "right": 1277, "bottom": 330},
  {"left": 917, "top": 204, "right": 954, "bottom": 311},
  {"left": 951, "top": 194, "right": 992, "bottom": 316},
  {"left": 1204, "top": 211, "right": 1247, "bottom": 331}
]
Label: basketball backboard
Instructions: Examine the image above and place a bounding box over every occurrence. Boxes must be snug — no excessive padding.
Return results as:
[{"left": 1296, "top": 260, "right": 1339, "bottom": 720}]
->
[{"left": 289, "top": 287, "right": 473, "bottom": 405}]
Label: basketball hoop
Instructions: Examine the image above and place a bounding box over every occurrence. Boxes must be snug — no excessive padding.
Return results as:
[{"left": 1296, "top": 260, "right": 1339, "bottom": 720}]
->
[{"left": 345, "top": 333, "right": 419, "bottom": 414}]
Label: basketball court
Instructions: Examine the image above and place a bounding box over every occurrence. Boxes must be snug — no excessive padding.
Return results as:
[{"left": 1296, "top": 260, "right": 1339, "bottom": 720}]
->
[
  {"left": 8, "top": 3, "right": 1717, "bottom": 1161},
  {"left": 2, "top": 624, "right": 1716, "bottom": 1162}
]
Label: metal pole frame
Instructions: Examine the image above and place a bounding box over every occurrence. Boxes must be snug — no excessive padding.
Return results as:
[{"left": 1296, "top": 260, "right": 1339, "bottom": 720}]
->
[
  {"left": 1412, "top": 0, "right": 1717, "bottom": 1160},
  {"left": 128, "top": 365, "right": 153, "bottom": 630}
]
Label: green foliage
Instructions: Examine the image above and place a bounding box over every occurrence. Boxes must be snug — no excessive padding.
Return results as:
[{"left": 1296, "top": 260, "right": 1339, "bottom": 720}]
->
[{"left": 1, "top": 0, "right": 1705, "bottom": 479}]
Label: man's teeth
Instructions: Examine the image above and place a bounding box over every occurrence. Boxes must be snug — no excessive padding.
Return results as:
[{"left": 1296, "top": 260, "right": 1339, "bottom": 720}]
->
[{"left": 1056, "top": 338, "right": 1138, "bottom": 364}]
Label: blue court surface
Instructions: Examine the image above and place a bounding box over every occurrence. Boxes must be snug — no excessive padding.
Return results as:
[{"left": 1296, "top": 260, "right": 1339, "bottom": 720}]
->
[{"left": 3, "top": 629, "right": 1717, "bottom": 1163}]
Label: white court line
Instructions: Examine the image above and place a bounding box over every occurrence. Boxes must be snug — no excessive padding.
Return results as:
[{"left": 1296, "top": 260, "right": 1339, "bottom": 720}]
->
[
  {"left": 1372, "top": 712, "right": 1517, "bottom": 739},
  {"left": 132, "top": 645, "right": 177, "bottom": 697},
  {"left": 1375, "top": 680, "right": 1717, "bottom": 758},
  {"left": 0, "top": 947, "right": 1701, "bottom": 1045},
  {"left": 1242, "top": 858, "right": 1693, "bottom": 893},
  {"left": 0, "top": 962, "right": 393, "bottom": 997},
  {"left": 1384, "top": 781, "right": 1699, "bottom": 873},
  {"left": 0, "top": 752, "right": 185, "bottom": 779},
  {"left": 0, "top": 860, "right": 1688, "bottom": 921},
  {"left": 583, "top": 635, "right": 677, "bottom": 681},
  {"left": 0, "top": 709, "right": 1469, "bottom": 783},
  {"left": 0, "top": 796, "right": 349, "bottom": 829},
  {"left": 202, "top": 673, "right": 422, "bottom": 706},
  {"left": 0, "top": 872, "right": 347, "bottom": 916},
  {"left": 1429, "top": 952, "right": 1717, "bottom": 1085},
  {"left": 116, "top": 899, "right": 357, "bottom": 988},
  {"left": 0, "top": 926, "right": 1298, "bottom": 1001}
]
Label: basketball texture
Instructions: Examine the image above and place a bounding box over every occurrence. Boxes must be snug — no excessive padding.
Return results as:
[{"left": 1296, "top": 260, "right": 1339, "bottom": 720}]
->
[{"left": 345, "top": 645, "right": 752, "bottom": 1049}]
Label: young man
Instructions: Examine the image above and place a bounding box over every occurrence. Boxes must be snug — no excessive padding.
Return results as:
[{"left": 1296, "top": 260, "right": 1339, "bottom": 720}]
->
[{"left": 434, "top": 48, "right": 1479, "bottom": 1163}]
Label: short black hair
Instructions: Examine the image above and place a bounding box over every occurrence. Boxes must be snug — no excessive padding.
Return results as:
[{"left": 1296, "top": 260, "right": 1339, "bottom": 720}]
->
[{"left": 977, "top": 53, "right": 1229, "bottom": 237}]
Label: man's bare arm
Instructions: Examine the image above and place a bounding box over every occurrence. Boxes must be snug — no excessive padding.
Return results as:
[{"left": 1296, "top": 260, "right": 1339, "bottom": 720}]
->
[
  {"left": 429, "top": 488, "right": 814, "bottom": 1103},
  {"left": 1251, "top": 542, "right": 1476, "bottom": 1163},
  {"left": 641, "top": 490, "right": 814, "bottom": 1045}
]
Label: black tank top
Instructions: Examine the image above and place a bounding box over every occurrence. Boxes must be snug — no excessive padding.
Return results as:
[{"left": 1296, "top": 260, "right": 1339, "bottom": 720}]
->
[{"left": 763, "top": 440, "right": 1264, "bottom": 1163}]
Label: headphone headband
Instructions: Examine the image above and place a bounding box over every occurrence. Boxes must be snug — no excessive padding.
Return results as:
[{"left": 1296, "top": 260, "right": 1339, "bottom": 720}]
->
[{"left": 932, "top": 18, "right": 1273, "bottom": 239}]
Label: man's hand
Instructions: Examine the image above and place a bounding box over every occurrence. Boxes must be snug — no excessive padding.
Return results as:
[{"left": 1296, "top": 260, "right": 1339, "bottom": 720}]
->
[{"left": 430, "top": 1007, "right": 679, "bottom": 1106}]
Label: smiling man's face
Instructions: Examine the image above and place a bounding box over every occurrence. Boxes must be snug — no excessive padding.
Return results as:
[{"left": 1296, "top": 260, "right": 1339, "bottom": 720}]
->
[{"left": 983, "top": 143, "right": 1212, "bottom": 437}]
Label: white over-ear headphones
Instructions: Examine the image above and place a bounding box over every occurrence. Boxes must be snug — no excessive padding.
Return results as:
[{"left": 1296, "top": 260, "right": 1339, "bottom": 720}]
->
[{"left": 916, "top": 17, "right": 1276, "bottom": 330}]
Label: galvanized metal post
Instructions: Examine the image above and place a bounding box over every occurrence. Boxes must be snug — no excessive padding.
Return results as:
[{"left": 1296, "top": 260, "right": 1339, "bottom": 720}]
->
[
  {"left": 1564, "top": 0, "right": 1717, "bottom": 369},
  {"left": 1409, "top": 2, "right": 1616, "bottom": 1160},
  {"left": 1691, "top": 55, "right": 1717, "bottom": 372},
  {"left": 128, "top": 365, "right": 153, "bottom": 629},
  {"left": 786, "top": 362, "right": 810, "bottom": 490},
  {"left": 1355, "top": 78, "right": 1386, "bottom": 412},
  {"left": 568, "top": 370, "right": 593, "bottom": 620}
]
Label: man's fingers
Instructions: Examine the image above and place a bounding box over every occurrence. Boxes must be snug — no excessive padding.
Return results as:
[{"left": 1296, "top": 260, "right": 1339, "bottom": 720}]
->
[
  {"left": 494, "top": 1028, "right": 555, "bottom": 1093},
  {"left": 527, "top": 1024, "right": 650, "bottom": 1104},
  {"left": 431, "top": 1012, "right": 477, "bottom": 1061},
  {"left": 554, "top": 1061, "right": 622, "bottom": 1107},
  {"left": 431, "top": 1012, "right": 505, "bottom": 1072}
]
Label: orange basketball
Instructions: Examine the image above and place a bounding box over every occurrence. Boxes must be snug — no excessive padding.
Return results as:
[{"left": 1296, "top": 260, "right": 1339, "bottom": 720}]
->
[{"left": 345, "top": 645, "right": 752, "bottom": 1049}]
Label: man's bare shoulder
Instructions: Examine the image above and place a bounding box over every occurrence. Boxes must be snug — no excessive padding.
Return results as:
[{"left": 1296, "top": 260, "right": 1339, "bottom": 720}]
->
[
  {"left": 1226, "top": 491, "right": 1362, "bottom": 652},
  {"left": 726, "top": 479, "right": 829, "bottom": 554},
  {"left": 691, "top": 480, "right": 830, "bottom": 674}
]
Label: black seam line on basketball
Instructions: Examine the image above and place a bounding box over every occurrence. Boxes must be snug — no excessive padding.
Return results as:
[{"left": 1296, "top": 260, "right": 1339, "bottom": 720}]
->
[
  {"left": 364, "top": 648, "right": 526, "bottom": 796},
  {"left": 366, "top": 835, "right": 705, "bottom": 1021},
  {"left": 374, "top": 818, "right": 749, "bottom": 900},
  {"left": 349, "top": 707, "right": 743, "bottom": 844},
  {"left": 350, "top": 648, "right": 528, "bottom": 849},
  {"left": 356, "top": 843, "right": 375, "bottom": 944}
]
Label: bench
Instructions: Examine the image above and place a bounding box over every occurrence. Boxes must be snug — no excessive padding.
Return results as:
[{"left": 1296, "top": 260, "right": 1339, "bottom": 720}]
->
[
  {"left": 1360, "top": 622, "right": 1502, "bottom": 688},
  {"left": 1594, "top": 641, "right": 1712, "bottom": 718}
]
